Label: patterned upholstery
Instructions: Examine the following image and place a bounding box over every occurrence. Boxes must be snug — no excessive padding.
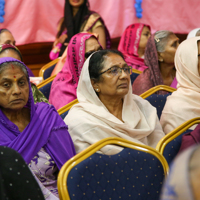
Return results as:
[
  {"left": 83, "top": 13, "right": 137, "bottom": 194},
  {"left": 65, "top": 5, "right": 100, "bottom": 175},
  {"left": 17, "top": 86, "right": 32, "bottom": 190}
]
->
[
  {"left": 145, "top": 93, "right": 171, "bottom": 119},
  {"left": 43, "top": 64, "right": 56, "bottom": 80},
  {"left": 162, "top": 129, "right": 192, "bottom": 165},
  {"left": 130, "top": 72, "right": 140, "bottom": 84},
  {"left": 39, "top": 80, "right": 53, "bottom": 99},
  {"left": 67, "top": 148, "right": 165, "bottom": 200}
]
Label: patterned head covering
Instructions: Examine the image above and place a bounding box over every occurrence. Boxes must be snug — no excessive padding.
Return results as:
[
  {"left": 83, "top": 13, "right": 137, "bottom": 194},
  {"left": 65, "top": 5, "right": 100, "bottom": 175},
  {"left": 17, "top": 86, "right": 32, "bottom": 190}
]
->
[
  {"left": 118, "top": 23, "right": 151, "bottom": 71},
  {"left": 49, "top": 32, "right": 101, "bottom": 110},
  {"left": 0, "top": 44, "right": 23, "bottom": 61}
]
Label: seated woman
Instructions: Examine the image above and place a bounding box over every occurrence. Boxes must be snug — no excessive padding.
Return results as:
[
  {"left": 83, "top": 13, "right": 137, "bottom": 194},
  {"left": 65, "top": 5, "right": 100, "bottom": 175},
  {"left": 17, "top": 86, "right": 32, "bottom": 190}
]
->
[
  {"left": 49, "top": 32, "right": 102, "bottom": 110},
  {"left": 0, "top": 44, "right": 49, "bottom": 104},
  {"left": 160, "top": 145, "right": 200, "bottom": 200},
  {"left": 64, "top": 49, "right": 165, "bottom": 155},
  {"left": 132, "top": 30, "right": 179, "bottom": 95},
  {"left": 160, "top": 37, "right": 200, "bottom": 134},
  {"left": 50, "top": 0, "right": 110, "bottom": 60},
  {"left": 0, "top": 28, "right": 35, "bottom": 76},
  {"left": 0, "top": 57, "right": 75, "bottom": 199},
  {"left": 118, "top": 23, "right": 151, "bottom": 71}
]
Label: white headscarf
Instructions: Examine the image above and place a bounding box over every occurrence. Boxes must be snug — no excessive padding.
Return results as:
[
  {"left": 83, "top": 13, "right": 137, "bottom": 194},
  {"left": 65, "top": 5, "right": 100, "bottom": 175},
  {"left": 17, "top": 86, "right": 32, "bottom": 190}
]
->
[
  {"left": 160, "top": 37, "right": 200, "bottom": 134},
  {"left": 65, "top": 51, "right": 164, "bottom": 154},
  {"left": 187, "top": 28, "right": 200, "bottom": 39}
]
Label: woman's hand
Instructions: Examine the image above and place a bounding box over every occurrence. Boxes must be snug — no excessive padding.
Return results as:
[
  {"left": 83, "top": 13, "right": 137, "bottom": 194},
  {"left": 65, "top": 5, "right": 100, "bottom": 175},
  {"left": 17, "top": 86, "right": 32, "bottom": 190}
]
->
[{"left": 53, "top": 34, "right": 68, "bottom": 47}]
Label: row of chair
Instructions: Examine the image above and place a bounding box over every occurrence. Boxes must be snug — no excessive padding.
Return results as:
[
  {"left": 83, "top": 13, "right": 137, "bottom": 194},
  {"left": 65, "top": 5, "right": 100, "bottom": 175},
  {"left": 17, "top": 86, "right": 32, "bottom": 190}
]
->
[{"left": 57, "top": 114, "right": 200, "bottom": 200}]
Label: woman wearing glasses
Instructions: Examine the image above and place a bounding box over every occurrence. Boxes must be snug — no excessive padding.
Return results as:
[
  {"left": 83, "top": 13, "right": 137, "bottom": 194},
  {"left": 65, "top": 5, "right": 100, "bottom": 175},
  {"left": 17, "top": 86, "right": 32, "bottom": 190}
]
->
[
  {"left": 49, "top": 32, "right": 102, "bottom": 110},
  {"left": 64, "top": 49, "right": 165, "bottom": 154}
]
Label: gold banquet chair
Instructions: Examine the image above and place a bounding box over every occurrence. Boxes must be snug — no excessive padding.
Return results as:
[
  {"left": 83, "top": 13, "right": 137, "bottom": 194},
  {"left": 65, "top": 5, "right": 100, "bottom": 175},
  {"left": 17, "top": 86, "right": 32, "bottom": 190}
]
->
[
  {"left": 58, "top": 137, "right": 169, "bottom": 200},
  {"left": 140, "top": 85, "right": 177, "bottom": 119},
  {"left": 39, "top": 57, "right": 60, "bottom": 80},
  {"left": 58, "top": 99, "right": 79, "bottom": 119},
  {"left": 130, "top": 68, "right": 142, "bottom": 84},
  {"left": 37, "top": 75, "right": 56, "bottom": 99},
  {"left": 156, "top": 117, "right": 200, "bottom": 166}
]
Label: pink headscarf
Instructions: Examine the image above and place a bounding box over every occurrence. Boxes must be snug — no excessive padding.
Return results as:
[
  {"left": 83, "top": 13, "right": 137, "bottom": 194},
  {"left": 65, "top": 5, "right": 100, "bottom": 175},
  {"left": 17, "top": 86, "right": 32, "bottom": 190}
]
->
[
  {"left": 118, "top": 23, "right": 151, "bottom": 71},
  {"left": 49, "top": 33, "right": 98, "bottom": 110}
]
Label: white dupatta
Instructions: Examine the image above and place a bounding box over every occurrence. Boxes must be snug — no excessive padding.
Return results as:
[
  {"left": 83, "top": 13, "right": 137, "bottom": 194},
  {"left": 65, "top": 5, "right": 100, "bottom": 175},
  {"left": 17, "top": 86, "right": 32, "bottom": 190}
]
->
[
  {"left": 161, "top": 37, "right": 200, "bottom": 134},
  {"left": 65, "top": 53, "right": 164, "bottom": 154}
]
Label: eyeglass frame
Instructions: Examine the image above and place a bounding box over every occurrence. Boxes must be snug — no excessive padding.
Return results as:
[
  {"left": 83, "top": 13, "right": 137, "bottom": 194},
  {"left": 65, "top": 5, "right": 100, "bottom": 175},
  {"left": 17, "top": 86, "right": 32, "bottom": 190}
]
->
[{"left": 98, "top": 65, "right": 132, "bottom": 76}]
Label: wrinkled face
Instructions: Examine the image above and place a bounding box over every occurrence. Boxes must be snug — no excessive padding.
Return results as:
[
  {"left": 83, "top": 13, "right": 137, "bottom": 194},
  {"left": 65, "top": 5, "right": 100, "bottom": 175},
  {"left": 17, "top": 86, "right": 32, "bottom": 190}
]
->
[
  {"left": 0, "top": 49, "right": 21, "bottom": 61},
  {"left": 138, "top": 26, "right": 151, "bottom": 51},
  {"left": 69, "top": 0, "right": 84, "bottom": 7},
  {"left": 160, "top": 34, "right": 179, "bottom": 64},
  {"left": 85, "top": 37, "right": 102, "bottom": 60},
  {"left": 0, "top": 31, "right": 16, "bottom": 46},
  {"left": 93, "top": 53, "right": 130, "bottom": 99},
  {"left": 198, "top": 41, "right": 200, "bottom": 76},
  {"left": 0, "top": 65, "right": 29, "bottom": 111}
]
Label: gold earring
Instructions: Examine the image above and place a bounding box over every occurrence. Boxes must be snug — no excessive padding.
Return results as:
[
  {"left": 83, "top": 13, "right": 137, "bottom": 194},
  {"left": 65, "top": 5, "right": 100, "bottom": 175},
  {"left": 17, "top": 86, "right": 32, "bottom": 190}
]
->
[{"left": 96, "top": 89, "right": 99, "bottom": 92}]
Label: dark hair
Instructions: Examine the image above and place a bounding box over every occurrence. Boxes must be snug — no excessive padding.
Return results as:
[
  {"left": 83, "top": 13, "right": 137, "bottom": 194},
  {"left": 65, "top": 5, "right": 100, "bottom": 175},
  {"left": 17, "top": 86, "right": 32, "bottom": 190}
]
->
[
  {"left": 0, "top": 61, "right": 29, "bottom": 80},
  {"left": 89, "top": 49, "right": 125, "bottom": 82},
  {"left": 59, "top": 0, "right": 90, "bottom": 55}
]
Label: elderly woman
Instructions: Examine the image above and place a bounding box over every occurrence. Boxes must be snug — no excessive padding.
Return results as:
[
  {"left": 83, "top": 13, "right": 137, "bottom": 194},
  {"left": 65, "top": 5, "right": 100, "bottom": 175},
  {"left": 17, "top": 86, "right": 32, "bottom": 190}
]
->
[
  {"left": 65, "top": 49, "right": 165, "bottom": 154},
  {"left": 0, "top": 28, "right": 15, "bottom": 45},
  {"left": 0, "top": 44, "right": 49, "bottom": 104},
  {"left": 160, "top": 37, "right": 200, "bottom": 134},
  {"left": 49, "top": 32, "right": 102, "bottom": 110},
  {"left": 50, "top": 0, "right": 110, "bottom": 59},
  {"left": 160, "top": 145, "right": 200, "bottom": 200},
  {"left": 0, "top": 28, "right": 35, "bottom": 77},
  {"left": 118, "top": 23, "right": 151, "bottom": 71},
  {"left": 132, "top": 30, "right": 179, "bottom": 95},
  {"left": 0, "top": 57, "right": 75, "bottom": 199}
]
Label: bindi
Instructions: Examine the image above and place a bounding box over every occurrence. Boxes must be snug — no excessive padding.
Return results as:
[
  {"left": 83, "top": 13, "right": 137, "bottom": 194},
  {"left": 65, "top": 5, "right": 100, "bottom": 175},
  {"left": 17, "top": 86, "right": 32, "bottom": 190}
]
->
[{"left": 13, "top": 76, "right": 16, "bottom": 81}]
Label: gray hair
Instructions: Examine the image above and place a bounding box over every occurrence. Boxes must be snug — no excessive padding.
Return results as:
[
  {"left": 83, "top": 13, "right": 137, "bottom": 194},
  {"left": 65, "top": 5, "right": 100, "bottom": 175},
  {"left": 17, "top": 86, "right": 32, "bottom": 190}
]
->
[
  {"left": 154, "top": 30, "right": 174, "bottom": 52},
  {"left": 0, "top": 61, "right": 29, "bottom": 80}
]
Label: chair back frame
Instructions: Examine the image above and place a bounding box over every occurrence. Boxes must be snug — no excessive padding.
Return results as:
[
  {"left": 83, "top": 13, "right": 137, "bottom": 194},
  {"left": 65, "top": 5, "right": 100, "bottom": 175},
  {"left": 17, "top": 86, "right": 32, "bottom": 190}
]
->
[
  {"left": 140, "top": 85, "right": 176, "bottom": 99},
  {"left": 58, "top": 137, "right": 169, "bottom": 200},
  {"left": 156, "top": 117, "right": 200, "bottom": 154}
]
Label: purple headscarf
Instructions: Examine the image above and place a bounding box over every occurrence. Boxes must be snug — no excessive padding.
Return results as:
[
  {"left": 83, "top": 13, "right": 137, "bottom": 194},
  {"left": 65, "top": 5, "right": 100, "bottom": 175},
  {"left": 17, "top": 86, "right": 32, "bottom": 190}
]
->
[
  {"left": 49, "top": 32, "right": 100, "bottom": 110},
  {"left": 0, "top": 57, "right": 75, "bottom": 169}
]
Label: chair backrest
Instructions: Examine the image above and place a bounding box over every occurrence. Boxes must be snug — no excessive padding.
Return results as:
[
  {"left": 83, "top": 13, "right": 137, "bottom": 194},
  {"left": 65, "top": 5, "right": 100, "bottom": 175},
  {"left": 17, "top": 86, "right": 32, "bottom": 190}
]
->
[
  {"left": 140, "top": 85, "right": 176, "bottom": 99},
  {"left": 140, "top": 85, "right": 176, "bottom": 119},
  {"left": 37, "top": 75, "right": 56, "bottom": 99},
  {"left": 58, "top": 137, "right": 169, "bottom": 200},
  {"left": 39, "top": 58, "right": 60, "bottom": 80},
  {"left": 156, "top": 117, "right": 200, "bottom": 166},
  {"left": 145, "top": 93, "right": 171, "bottom": 119},
  {"left": 130, "top": 68, "right": 142, "bottom": 84},
  {"left": 58, "top": 99, "right": 79, "bottom": 118}
]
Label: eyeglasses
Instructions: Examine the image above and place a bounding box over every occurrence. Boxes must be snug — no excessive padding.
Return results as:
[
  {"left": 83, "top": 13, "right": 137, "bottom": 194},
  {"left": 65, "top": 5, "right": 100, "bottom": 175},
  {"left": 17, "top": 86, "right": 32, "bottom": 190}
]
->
[
  {"left": 85, "top": 47, "right": 103, "bottom": 59},
  {"left": 99, "top": 65, "right": 132, "bottom": 76}
]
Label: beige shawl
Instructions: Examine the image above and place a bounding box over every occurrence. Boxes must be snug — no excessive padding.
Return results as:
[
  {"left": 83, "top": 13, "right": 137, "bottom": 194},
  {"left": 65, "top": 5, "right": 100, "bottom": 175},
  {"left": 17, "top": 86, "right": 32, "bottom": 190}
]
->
[
  {"left": 160, "top": 37, "right": 200, "bottom": 134},
  {"left": 65, "top": 53, "right": 165, "bottom": 154}
]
